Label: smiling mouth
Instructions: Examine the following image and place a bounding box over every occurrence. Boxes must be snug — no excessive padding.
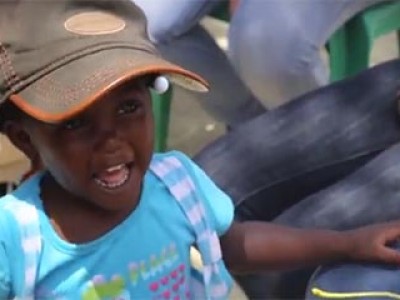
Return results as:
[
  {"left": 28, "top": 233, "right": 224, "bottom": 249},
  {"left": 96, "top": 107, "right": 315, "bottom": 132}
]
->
[{"left": 93, "top": 163, "right": 133, "bottom": 190}]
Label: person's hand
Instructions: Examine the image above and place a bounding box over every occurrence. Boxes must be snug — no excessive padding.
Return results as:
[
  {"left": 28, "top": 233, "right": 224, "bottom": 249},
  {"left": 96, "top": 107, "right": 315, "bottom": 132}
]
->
[{"left": 344, "top": 221, "right": 400, "bottom": 265}]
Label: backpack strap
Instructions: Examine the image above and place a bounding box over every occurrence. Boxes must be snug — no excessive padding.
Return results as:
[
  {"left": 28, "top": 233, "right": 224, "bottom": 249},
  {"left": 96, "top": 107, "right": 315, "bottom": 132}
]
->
[
  {"left": 150, "top": 155, "right": 232, "bottom": 300},
  {"left": 3, "top": 198, "right": 42, "bottom": 299}
]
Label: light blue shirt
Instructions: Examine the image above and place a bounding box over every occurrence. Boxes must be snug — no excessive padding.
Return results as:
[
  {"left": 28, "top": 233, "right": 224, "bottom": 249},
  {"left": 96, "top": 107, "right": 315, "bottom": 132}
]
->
[{"left": 0, "top": 151, "right": 234, "bottom": 299}]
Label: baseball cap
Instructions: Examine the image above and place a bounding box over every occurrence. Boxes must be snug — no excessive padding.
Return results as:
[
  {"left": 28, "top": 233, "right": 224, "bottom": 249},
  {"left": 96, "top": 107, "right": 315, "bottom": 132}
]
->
[{"left": 0, "top": 0, "right": 208, "bottom": 124}]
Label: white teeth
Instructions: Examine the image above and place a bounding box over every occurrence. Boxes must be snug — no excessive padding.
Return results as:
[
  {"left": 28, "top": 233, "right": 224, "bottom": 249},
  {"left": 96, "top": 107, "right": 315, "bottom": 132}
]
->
[
  {"left": 94, "top": 164, "right": 131, "bottom": 190},
  {"left": 106, "top": 164, "right": 124, "bottom": 173},
  {"left": 95, "top": 171, "right": 129, "bottom": 189}
]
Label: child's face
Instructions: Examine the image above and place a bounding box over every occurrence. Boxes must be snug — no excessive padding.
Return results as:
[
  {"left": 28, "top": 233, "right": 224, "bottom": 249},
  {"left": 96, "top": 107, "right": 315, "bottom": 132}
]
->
[{"left": 20, "top": 79, "right": 154, "bottom": 213}]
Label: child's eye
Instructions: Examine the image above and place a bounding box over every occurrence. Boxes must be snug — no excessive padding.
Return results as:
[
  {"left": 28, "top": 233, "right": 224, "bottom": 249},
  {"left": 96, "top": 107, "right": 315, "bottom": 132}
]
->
[
  {"left": 60, "top": 118, "right": 86, "bottom": 131},
  {"left": 117, "top": 100, "right": 141, "bottom": 115}
]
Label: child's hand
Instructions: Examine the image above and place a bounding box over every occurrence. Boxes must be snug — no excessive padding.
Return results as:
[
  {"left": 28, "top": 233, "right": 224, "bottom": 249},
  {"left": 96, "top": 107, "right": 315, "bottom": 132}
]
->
[
  {"left": 344, "top": 221, "right": 400, "bottom": 265},
  {"left": 221, "top": 221, "right": 400, "bottom": 273}
]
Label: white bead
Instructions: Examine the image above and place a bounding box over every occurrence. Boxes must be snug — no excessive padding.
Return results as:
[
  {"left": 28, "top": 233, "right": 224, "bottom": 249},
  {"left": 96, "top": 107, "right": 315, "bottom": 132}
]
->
[{"left": 152, "top": 76, "right": 170, "bottom": 94}]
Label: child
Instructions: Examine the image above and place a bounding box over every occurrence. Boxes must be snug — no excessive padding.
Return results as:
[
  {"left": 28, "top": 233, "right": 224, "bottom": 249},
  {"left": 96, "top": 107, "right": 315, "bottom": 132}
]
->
[{"left": 1, "top": 0, "right": 400, "bottom": 299}]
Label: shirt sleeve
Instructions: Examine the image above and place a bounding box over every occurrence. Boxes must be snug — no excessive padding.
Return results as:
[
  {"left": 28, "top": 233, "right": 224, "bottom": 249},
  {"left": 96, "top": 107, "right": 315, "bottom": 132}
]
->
[
  {"left": 173, "top": 151, "right": 235, "bottom": 236},
  {"left": 0, "top": 207, "right": 13, "bottom": 299},
  {"left": 0, "top": 242, "right": 11, "bottom": 299}
]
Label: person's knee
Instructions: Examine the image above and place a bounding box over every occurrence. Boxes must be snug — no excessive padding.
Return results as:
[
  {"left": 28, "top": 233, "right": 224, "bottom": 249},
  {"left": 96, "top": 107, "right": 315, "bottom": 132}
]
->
[
  {"left": 231, "top": 18, "right": 321, "bottom": 106},
  {"left": 142, "top": 12, "right": 183, "bottom": 43},
  {"left": 135, "top": 0, "right": 214, "bottom": 44},
  {"left": 232, "top": 14, "right": 319, "bottom": 77},
  {"left": 133, "top": 1, "right": 191, "bottom": 43}
]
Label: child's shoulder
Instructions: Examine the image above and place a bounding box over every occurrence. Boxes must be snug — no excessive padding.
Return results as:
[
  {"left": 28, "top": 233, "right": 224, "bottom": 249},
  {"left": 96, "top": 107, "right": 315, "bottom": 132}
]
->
[
  {"left": 0, "top": 189, "right": 37, "bottom": 246},
  {"left": 152, "top": 150, "right": 198, "bottom": 169},
  {"left": 152, "top": 150, "right": 192, "bottom": 164},
  {"left": 0, "top": 173, "right": 41, "bottom": 217},
  {"left": 0, "top": 174, "right": 42, "bottom": 245},
  {"left": 151, "top": 151, "right": 235, "bottom": 238},
  {"left": 151, "top": 150, "right": 196, "bottom": 174},
  {"left": 150, "top": 150, "right": 217, "bottom": 187}
]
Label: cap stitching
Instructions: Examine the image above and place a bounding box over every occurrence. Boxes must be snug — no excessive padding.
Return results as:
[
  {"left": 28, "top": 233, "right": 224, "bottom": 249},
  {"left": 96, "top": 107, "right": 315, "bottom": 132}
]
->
[
  {"left": 0, "top": 47, "right": 11, "bottom": 88},
  {"left": 0, "top": 44, "right": 13, "bottom": 87},
  {"left": 33, "top": 55, "right": 168, "bottom": 100},
  {"left": 31, "top": 43, "right": 154, "bottom": 83},
  {"left": 4, "top": 43, "right": 154, "bottom": 97},
  {"left": 30, "top": 59, "right": 132, "bottom": 112},
  {"left": 36, "top": 62, "right": 117, "bottom": 94},
  {"left": 0, "top": 42, "right": 20, "bottom": 88}
]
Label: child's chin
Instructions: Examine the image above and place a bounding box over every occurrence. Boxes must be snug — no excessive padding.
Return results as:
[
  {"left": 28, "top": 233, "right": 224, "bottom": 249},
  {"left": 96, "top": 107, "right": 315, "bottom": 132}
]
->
[{"left": 89, "top": 191, "right": 139, "bottom": 214}]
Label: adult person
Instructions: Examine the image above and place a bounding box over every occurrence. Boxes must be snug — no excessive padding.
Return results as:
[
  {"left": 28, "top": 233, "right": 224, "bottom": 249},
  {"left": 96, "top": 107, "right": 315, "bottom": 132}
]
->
[
  {"left": 229, "top": 0, "right": 388, "bottom": 108},
  {"left": 194, "top": 59, "right": 400, "bottom": 298},
  {"left": 134, "top": 0, "right": 388, "bottom": 122},
  {"left": 134, "top": 0, "right": 266, "bottom": 128}
]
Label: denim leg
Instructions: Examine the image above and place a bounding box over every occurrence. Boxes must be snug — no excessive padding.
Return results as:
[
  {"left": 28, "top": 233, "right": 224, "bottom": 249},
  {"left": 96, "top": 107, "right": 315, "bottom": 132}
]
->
[
  {"left": 239, "top": 141, "right": 400, "bottom": 299},
  {"left": 133, "top": 0, "right": 220, "bottom": 43},
  {"left": 276, "top": 142, "right": 400, "bottom": 229},
  {"left": 277, "top": 141, "right": 400, "bottom": 299},
  {"left": 194, "top": 60, "right": 400, "bottom": 223},
  {"left": 157, "top": 25, "right": 266, "bottom": 126},
  {"left": 134, "top": 0, "right": 266, "bottom": 126},
  {"left": 229, "top": 0, "right": 388, "bottom": 108},
  {"left": 194, "top": 60, "right": 400, "bottom": 299}
]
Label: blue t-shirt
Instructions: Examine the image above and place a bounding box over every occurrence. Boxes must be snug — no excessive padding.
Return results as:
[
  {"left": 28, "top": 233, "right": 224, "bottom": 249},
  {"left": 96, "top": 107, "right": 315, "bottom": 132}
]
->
[{"left": 0, "top": 151, "right": 234, "bottom": 299}]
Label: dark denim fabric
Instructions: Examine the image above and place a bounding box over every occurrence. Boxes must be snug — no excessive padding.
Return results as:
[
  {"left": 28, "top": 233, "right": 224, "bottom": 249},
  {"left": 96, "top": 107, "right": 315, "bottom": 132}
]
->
[
  {"left": 306, "top": 242, "right": 400, "bottom": 300},
  {"left": 194, "top": 60, "right": 400, "bottom": 299}
]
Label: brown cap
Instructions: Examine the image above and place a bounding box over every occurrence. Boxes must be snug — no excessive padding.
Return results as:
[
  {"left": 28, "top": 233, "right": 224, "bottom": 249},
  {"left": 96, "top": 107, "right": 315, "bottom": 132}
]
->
[{"left": 0, "top": 0, "right": 208, "bottom": 123}]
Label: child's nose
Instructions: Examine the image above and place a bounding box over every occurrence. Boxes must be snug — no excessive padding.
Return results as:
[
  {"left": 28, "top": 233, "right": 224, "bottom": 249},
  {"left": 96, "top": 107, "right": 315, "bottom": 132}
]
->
[{"left": 94, "top": 122, "right": 122, "bottom": 153}]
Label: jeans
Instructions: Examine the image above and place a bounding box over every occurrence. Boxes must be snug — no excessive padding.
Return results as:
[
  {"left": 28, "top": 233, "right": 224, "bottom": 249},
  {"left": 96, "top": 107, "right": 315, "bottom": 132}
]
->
[
  {"left": 134, "top": 0, "right": 265, "bottom": 127},
  {"left": 194, "top": 60, "right": 400, "bottom": 298},
  {"left": 134, "top": 0, "right": 387, "bottom": 125},
  {"left": 229, "top": 0, "right": 387, "bottom": 108}
]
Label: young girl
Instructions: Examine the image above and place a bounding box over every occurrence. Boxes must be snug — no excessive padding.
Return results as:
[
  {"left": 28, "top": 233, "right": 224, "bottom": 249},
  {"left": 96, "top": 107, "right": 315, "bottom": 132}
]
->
[{"left": 1, "top": 0, "right": 400, "bottom": 299}]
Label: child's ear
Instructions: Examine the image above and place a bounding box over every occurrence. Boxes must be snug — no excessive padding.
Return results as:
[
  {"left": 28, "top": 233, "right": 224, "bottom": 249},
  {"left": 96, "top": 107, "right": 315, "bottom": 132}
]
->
[{"left": 3, "top": 120, "right": 39, "bottom": 163}]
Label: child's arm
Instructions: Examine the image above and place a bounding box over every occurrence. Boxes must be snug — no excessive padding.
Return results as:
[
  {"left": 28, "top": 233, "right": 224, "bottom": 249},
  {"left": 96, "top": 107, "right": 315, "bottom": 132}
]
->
[{"left": 220, "top": 221, "right": 400, "bottom": 273}]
